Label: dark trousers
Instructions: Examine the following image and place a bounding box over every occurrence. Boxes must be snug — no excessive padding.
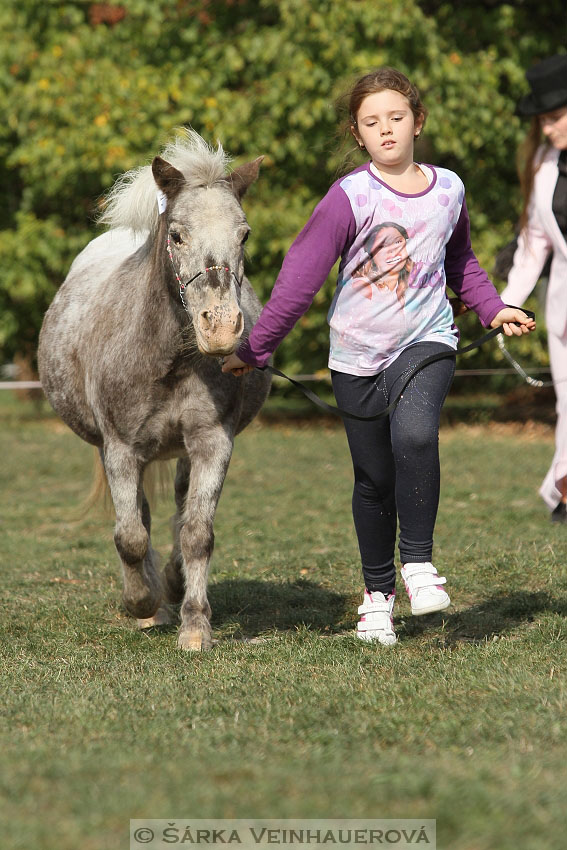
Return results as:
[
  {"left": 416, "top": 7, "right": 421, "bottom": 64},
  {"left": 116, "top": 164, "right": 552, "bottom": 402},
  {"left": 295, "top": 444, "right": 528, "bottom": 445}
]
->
[{"left": 331, "top": 342, "right": 455, "bottom": 596}]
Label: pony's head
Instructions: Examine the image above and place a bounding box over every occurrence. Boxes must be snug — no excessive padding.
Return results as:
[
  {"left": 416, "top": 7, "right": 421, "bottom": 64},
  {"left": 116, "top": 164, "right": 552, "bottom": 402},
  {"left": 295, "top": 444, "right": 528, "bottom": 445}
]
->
[
  {"left": 153, "top": 150, "right": 262, "bottom": 356},
  {"left": 101, "top": 130, "right": 263, "bottom": 357}
]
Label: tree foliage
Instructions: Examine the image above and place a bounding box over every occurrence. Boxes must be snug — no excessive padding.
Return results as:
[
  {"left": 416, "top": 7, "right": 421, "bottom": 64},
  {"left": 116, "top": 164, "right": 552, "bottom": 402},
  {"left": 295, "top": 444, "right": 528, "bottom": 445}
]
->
[{"left": 0, "top": 0, "right": 563, "bottom": 374}]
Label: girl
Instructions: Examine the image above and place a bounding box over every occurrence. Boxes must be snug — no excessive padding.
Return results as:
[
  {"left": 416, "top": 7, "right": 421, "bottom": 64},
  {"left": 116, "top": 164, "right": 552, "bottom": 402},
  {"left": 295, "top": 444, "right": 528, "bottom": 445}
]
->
[
  {"left": 223, "top": 67, "right": 535, "bottom": 644},
  {"left": 500, "top": 54, "right": 567, "bottom": 523}
]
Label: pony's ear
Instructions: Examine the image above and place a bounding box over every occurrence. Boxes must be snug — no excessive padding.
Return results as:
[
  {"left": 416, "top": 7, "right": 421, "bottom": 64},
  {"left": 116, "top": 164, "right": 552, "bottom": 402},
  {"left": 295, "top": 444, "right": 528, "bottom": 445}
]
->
[
  {"left": 151, "top": 156, "right": 185, "bottom": 199},
  {"left": 228, "top": 156, "right": 264, "bottom": 200}
]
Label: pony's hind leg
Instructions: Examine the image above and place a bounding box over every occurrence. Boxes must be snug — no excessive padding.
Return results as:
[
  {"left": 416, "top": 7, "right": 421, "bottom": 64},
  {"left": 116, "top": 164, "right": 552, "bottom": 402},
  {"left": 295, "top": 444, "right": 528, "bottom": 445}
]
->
[
  {"left": 102, "top": 444, "right": 162, "bottom": 620},
  {"left": 177, "top": 425, "right": 234, "bottom": 651},
  {"left": 162, "top": 457, "right": 190, "bottom": 604}
]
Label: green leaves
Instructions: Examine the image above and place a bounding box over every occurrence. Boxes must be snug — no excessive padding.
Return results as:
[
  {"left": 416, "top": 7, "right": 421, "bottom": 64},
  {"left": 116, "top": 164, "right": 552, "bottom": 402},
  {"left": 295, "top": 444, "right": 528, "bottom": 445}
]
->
[{"left": 0, "top": 0, "right": 562, "bottom": 371}]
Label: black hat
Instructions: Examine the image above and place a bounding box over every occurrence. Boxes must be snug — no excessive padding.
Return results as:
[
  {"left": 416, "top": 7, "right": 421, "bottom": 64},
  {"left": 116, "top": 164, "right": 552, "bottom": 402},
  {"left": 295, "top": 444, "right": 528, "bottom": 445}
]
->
[{"left": 517, "top": 54, "right": 567, "bottom": 117}]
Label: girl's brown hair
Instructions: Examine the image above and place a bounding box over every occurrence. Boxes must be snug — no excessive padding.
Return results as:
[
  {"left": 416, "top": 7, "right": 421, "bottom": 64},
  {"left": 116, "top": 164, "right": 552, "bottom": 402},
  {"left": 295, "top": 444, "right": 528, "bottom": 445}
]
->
[
  {"left": 335, "top": 68, "right": 427, "bottom": 173},
  {"left": 347, "top": 67, "right": 428, "bottom": 132},
  {"left": 517, "top": 117, "right": 549, "bottom": 232}
]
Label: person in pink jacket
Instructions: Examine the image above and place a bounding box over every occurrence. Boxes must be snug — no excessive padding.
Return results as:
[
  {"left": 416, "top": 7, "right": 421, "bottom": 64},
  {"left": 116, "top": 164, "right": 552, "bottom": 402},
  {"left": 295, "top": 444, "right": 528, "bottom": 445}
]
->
[{"left": 500, "top": 54, "right": 567, "bottom": 522}]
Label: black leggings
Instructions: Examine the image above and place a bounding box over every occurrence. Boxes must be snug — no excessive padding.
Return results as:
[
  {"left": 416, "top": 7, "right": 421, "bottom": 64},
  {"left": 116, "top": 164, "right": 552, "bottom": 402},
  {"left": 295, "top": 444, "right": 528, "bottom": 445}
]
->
[{"left": 331, "top": 342, "right": 455, "bottom": 596}]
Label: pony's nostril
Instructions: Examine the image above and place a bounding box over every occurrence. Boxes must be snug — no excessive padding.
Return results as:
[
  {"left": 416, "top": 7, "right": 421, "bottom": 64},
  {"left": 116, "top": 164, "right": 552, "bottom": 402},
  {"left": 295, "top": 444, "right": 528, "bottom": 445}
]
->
[{"left": 199, "top": 311, "right": 214, "bottom": 331}]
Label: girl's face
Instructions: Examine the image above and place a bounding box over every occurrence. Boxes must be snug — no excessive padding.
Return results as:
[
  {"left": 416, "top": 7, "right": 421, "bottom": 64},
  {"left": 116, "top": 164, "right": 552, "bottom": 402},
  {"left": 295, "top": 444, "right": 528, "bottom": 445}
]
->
[
  {"left": 539, "top": 106, "right": 567, "bottom": 150},
  {"left": 353, "top": 89, "right": 422, "bottom": 172},
  {"left": 371, "top": 227, "right": 408, "bottom": 275}
]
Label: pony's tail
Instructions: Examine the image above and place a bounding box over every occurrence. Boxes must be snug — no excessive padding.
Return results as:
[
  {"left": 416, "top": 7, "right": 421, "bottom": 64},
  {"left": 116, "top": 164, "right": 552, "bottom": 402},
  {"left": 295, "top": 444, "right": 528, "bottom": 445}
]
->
[
  {"left": 78, "top": 451, "right": 174, "bottom": 520},
  {"left": 77, "top": 448, "right": 113, "bottom": 519}
]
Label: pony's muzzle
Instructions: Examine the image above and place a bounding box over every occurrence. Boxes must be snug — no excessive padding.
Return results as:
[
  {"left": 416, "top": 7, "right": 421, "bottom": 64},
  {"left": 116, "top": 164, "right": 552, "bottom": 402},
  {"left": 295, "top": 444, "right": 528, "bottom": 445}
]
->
[{"left": 197, "top": 306, "right": 244, "bottom": 355}]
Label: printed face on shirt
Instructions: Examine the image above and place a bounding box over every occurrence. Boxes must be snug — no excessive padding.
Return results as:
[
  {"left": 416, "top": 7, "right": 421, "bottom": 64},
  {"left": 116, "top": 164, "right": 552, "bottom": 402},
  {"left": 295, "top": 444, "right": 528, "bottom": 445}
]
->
[
  {"left": 352, "top": 222, "right": 413, "bottom": 303},
  {"left": 353, "top": 89, "right": 422, "bottom": 173},
  {"left": 539, "top": 106, "right": 567, "bottom": 151},
  {"left": 369, "top": 226, "right": 409, "bottom": 277}
]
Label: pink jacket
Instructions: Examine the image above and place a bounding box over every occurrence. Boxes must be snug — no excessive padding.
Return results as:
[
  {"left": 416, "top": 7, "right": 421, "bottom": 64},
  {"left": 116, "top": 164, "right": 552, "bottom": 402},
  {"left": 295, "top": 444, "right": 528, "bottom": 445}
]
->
[
  {"left": 501, "top": 146, "right": 567, "bottom": 337},
  {"left": 501, "top": 145, "right": 567, "bottom": 511}
]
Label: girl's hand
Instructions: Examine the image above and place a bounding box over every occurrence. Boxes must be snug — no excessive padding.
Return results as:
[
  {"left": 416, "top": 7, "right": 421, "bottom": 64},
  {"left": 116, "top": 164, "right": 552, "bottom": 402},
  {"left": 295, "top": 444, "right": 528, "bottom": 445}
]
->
[
  {"left": 221, "top": 353, "right": 254, "bottom": 376},
  {"left": 490, "top": 308, "right": 536, "bottom": 336}
]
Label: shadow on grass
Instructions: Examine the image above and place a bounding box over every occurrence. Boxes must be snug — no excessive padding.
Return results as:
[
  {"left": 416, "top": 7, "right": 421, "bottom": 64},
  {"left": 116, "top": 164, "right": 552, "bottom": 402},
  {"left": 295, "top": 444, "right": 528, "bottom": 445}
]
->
[
  {"left": 137, "top": 584, "right": 567, "bottom": 644},
  {"left": 398, "top": 590, "right": 567, "bottom": 645},
  {"left": 208, "top": 577, "right": 349, "bottom": 638}
]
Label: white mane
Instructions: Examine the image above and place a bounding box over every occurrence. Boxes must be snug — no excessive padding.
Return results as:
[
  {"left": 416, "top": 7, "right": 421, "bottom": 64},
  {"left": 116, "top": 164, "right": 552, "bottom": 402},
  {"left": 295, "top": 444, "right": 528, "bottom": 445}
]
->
[{"left": 98, "top": 129, "right": 232, "bottom": 233}]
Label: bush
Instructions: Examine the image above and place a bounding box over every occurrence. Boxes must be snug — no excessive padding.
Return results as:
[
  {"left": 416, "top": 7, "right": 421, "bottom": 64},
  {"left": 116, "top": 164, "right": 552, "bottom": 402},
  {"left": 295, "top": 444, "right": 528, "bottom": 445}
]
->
[{"left": 0, "top": 0, "right": 562, "bottom": 377}]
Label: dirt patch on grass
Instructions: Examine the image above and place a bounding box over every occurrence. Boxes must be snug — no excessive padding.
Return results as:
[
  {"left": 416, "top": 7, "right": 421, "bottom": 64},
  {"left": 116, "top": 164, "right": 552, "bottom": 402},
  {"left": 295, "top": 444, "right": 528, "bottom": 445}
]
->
[{"left": 441, "top": 419, "right": 554, "bottom": 441}]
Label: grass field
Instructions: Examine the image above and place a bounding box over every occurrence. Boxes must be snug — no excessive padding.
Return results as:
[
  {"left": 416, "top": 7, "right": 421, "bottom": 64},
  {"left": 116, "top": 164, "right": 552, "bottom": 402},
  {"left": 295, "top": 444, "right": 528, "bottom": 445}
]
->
[{"left": 1, "top": 391, "right": 566, "bottom": 850}]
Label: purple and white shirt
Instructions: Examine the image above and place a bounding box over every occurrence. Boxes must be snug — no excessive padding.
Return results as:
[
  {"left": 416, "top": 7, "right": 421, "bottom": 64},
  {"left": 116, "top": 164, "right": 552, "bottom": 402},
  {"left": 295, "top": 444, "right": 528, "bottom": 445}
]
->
[{"left": 238, "top": 161, "right": 506, "bottom": 376}]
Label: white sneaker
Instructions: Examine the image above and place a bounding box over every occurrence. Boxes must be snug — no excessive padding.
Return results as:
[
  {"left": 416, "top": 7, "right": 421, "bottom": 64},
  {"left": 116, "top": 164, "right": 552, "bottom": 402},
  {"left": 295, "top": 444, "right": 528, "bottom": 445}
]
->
[
  {"left": 401, "top": 562, "right": 450, "bottom": 616},
  {"left": 356, "top": 590, "right": 397, "bottom": 645}
]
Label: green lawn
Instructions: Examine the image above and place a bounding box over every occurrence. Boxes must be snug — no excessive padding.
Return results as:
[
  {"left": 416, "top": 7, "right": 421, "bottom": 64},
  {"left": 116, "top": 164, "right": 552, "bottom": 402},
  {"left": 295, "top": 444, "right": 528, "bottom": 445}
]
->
[{"left": 1, "top": 392, "right": 565, "bottom": 850}]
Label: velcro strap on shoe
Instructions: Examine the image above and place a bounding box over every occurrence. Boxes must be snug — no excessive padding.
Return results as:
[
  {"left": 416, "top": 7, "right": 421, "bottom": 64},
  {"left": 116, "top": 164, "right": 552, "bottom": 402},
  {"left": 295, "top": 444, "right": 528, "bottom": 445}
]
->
[
  {"left": 405, "top": 573, "right": 446, "bottom": 590},
  {"left": 358, "top": 601, "right": 391, "bottom": 616},
  {"left": 357, "top": 612, "right": 391, "bottom": 632},
  {"left": 402, "top": 563, "right": 438, "bottom": 577}
]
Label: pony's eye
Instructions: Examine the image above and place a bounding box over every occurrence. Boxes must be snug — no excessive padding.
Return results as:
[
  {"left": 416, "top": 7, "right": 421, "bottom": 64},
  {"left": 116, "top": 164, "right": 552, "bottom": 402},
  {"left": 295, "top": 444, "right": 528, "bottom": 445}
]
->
[
  {"left": 170, "top": 231, "right": 183, "bottom": 245},
  {"left": 241, "top": 231, "right": 250, "bottom": 245}
]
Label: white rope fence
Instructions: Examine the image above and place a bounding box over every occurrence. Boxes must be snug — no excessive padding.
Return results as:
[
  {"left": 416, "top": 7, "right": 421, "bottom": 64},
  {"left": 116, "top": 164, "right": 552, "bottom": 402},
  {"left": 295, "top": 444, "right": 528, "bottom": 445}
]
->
[
  {"left": 0, "top": 369, "right": 552, "bottom": 392},
  {"left": 0, "top": 381, "right": 43, "bottom": 390}
]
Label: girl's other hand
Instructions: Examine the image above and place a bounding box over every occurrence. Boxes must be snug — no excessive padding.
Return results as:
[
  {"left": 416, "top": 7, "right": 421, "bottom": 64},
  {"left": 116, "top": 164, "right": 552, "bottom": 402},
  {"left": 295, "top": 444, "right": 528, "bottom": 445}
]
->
[
  {"left": 221, "top": 353, "right": 254, "bottom": 376},
  {"left": 490, "top": 308, "right": 536, "bottom": 336}
]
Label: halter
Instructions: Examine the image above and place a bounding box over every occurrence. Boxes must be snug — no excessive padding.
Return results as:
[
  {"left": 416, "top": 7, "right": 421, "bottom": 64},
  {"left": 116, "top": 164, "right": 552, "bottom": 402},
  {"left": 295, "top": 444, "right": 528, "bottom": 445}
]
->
[{"left": 166, "top": 235, "right": 241, "bottom": 313}]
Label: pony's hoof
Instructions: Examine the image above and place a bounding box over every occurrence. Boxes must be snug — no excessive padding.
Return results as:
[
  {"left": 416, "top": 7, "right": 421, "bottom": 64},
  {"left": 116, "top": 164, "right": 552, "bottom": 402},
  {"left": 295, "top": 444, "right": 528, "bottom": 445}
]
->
[
  {"left": 137, "top": 604, "right": 176, "bottom": 629},
  {"left": 177, "top": 629, "right": 212, "bottom": 651}
]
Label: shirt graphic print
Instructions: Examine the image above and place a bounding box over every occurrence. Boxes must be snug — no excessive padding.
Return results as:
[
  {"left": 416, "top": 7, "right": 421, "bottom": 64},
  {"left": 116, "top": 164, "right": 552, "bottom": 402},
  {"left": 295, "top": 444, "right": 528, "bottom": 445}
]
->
[{"left": 327, "top": 165, "right": 462, "bottom": 375}]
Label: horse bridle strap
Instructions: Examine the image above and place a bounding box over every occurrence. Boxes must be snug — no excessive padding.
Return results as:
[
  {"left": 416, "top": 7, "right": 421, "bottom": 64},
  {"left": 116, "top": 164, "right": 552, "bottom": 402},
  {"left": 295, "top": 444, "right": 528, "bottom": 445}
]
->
[
  {"left": 166, "top": 235, "right": 241, "bottom": 313},
  {"left": 258, "top": 310, "right": 536, "bottom": 423}
]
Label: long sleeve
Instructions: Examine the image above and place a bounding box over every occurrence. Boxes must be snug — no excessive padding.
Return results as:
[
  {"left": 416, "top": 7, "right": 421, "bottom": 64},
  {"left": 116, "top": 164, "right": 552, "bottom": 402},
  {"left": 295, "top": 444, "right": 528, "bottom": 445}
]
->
[
  {"left": 237, "top": 186, "right": 357, "bottom": 367},
  {"left": 445, "top": 198, "right": 507, "bottom": 327},
  {"left": 500, "top": 201, "right": 553, "bottom": 307}
]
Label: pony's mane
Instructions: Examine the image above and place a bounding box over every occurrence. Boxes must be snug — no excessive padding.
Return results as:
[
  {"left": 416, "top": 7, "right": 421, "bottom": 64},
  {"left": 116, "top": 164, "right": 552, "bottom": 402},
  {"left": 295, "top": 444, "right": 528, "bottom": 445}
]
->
[{"left": 98, "top": 129, "right": 232, "bottom": 233}]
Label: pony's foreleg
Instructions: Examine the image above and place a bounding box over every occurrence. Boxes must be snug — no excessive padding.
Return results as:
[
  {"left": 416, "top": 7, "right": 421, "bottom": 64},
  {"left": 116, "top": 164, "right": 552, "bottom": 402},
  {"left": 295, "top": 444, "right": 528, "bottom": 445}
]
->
[
  {"left": 102, "top": 444, "right": 162, "bottom": 619},
  {"left": 177, "top": 427, "right": 233, "bottom": 651}
]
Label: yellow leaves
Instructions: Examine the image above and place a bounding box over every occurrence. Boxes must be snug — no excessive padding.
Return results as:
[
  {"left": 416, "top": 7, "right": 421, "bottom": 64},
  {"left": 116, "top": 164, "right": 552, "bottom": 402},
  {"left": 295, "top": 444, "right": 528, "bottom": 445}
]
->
[
  {"left": 314, "top": 368, "right": 330, "bottom": 380},
  {"left": 38, "top": 78, "right": 50, "bottom": 90},
  {"left": 94, "top": 114, "right": 108, "bottom": 127},
  {"left": 204, "top": 97, "right": 218, "bottom": 108},
  {"left": 450, "top": 52, "right": 462, "bottom": 65},
  {"left": 105, "top": 145, "right": 127, "bottom": 168},
  {"left": 52, "top": 45, "right": 63, "bottom": 59}
]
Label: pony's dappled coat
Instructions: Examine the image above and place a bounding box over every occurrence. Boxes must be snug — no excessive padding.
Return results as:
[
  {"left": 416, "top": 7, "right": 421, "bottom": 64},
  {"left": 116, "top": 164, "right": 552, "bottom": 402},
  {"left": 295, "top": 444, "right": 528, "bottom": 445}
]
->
[{"left": 38, "top": 130, "right": 271, "bottom": 650}]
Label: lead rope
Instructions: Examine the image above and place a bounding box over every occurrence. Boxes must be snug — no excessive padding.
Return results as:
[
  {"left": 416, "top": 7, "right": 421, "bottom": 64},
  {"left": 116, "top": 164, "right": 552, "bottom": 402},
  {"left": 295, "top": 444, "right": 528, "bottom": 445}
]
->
[
  {"left": 496, "top": 334, "right": 553, "bottom": 388},
  {"left": 257, "top": 311, "right": 537, "bottom": 423}
]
